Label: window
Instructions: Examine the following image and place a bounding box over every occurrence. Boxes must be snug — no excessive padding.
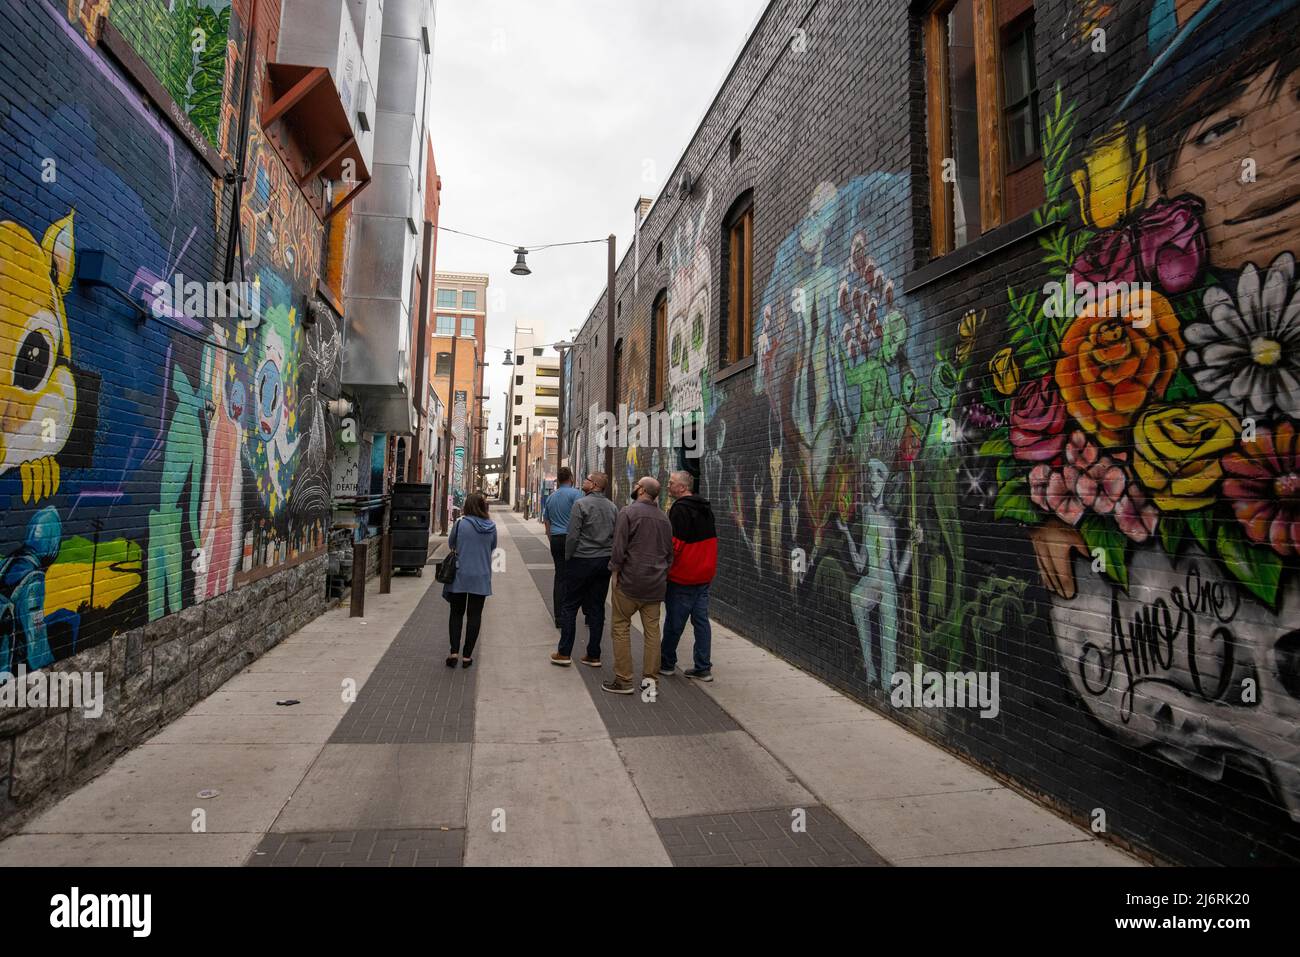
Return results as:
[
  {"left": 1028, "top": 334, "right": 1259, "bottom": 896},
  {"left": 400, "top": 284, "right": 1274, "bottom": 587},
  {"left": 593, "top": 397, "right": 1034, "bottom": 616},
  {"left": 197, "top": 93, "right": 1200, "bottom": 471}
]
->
[
  {"left": 722, "top": 193, "right": 754, "bottom": 366},
  {"left": 533, "top": 348, "right": 543, "bottom": 357},
  {"left": 515, "top": 375, "right": 524, "bottom": 386},
  {"left": 516, "top": 355, "right": 524, "bottom": 365},
  {"left": 461, "top": 290, "right": 478, "bottom": 310},
  {"left": 729, "top": 128, "right": 742, "bottom": 163},
  {"left": 514, "top": 416, "right": 522, "bottom": 426},
  {"left": 460, "top": 316, "right": 475, "bottom": 336},
  {"left": 650, "top": 290, "right": 667, "bottom": 406},
  {"left": 434, "top": 352, "right": 451, "bottom": 376},
  {"left": 613, "top": 339, "right": 623, "bottom": 408},
  {"left": 435, "top": 314, "right": 455, "bottom": 335},
  {"left": 515, "top": 395, "right": 523, "bottom": 405},
  {"left": 436, "top": 288, "right": 456, "bottom": 308},
  {"left": 924, "top": 0, "right": 1044, "bottom": 256},
  {"left": 656, "top": 241, "right": 663, "bottom": 264}
]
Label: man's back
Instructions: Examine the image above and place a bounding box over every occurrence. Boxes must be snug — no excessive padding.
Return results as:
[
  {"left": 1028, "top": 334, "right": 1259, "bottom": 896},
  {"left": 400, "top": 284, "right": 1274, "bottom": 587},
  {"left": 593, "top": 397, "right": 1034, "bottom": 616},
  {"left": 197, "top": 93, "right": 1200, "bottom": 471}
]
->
[
  {"left": 543, "top": 484, "right": 583, "bottom": 534},
  {"left": 567, "top": 493, "right": 618, "bottom": 558},
  {"left": 611, "top": 500, "right": 674, "bottom": 602}
]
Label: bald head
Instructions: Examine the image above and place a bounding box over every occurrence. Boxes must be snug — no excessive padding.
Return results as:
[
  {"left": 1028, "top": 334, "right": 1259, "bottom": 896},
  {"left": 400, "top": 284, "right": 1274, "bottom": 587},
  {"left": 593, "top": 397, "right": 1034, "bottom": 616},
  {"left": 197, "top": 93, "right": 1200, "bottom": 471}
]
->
[
  {"left": 586, "top": 472, "right": 609, "bottom": 494},
  {"left": 638, "top": 476, "right": 661, "bottom": 500}
]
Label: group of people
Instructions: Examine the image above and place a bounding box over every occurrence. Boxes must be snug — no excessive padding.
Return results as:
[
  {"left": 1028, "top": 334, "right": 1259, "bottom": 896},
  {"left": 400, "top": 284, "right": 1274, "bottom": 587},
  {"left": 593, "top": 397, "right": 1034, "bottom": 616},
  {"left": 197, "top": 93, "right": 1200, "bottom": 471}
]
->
[
  {"left": 544, "top": 467, "right": 717, "bottom": 693},
  {"left": 436, "top": 466, "right": 718, "bottom": 694}
]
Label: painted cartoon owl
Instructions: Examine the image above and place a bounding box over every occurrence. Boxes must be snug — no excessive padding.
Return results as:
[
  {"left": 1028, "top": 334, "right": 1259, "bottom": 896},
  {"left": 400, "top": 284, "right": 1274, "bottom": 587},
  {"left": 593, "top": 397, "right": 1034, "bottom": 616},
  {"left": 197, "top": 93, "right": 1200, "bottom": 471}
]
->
[{"left": 0, "top": 213, "right": 77, "bottom": 503}]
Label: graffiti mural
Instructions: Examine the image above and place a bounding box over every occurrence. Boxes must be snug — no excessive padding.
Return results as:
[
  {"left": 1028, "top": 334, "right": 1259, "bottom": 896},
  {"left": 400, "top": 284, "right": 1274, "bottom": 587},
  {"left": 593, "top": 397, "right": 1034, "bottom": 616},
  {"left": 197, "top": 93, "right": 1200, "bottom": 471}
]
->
[
  {"left": 0, "top": 1, "right": 339, "bottom": 664},
  {"left": 965, "top": 0, "right": 1300, "bottom": 821}
]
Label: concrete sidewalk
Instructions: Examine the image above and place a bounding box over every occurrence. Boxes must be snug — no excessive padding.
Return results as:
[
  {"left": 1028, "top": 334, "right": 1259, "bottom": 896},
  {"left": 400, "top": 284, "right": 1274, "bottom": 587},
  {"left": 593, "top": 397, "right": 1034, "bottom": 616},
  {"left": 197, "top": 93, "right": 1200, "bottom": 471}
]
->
[{"left": 0, "top": 506, "right": 1142, "bottom": 866}]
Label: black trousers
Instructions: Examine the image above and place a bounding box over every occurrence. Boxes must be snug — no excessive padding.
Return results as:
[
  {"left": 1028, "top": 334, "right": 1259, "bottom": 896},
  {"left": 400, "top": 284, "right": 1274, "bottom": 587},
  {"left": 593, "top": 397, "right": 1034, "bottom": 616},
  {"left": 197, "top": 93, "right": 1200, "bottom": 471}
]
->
[
  {"left": 448, "top": 592, "right": 486, "bottom": 657},
  {"left": 549, "top": 534, "right": 568, "bottom": 624},
  {"left": 557, "top": 556, "right": 611, "bottom": 659}
]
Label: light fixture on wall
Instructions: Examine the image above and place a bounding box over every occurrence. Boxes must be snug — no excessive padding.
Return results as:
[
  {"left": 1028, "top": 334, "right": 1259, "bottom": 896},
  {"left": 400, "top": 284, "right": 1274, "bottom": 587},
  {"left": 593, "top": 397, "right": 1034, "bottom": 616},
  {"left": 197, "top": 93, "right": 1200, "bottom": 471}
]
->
[{"left": 677, "top": 169, "right": 694, "bottom": 200}]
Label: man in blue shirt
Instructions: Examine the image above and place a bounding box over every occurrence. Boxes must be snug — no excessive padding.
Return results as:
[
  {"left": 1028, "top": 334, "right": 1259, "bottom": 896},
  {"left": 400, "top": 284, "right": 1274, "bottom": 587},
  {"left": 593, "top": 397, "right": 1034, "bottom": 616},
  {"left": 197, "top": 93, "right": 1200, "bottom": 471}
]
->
[{"left": 542, "top": 467, "right": 584, "bottom": 628}]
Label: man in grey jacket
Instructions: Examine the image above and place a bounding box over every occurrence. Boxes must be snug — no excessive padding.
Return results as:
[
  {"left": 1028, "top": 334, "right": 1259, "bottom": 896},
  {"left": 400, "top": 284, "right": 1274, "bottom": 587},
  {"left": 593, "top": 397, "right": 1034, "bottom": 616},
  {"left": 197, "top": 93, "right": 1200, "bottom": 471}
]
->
[
  {"left": 603, "top": 476, "right": 675, "bottom": 695},
  {"left": 551, "top": 472, "right": 619, "bottom": 667}
]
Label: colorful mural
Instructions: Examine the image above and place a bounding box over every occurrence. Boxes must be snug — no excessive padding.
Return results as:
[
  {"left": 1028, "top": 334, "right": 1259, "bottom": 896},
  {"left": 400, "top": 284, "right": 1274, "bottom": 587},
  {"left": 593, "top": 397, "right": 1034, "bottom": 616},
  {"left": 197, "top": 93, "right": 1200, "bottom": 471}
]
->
[
  {"left": 0, "top": 1, "right": 339, "bottom": 664},
  {"left": 568, "top": 0, "right": 1300, "bottom": 856},
  {"left": 968, "top": 0, "right": 1300, "bottom": 820}
]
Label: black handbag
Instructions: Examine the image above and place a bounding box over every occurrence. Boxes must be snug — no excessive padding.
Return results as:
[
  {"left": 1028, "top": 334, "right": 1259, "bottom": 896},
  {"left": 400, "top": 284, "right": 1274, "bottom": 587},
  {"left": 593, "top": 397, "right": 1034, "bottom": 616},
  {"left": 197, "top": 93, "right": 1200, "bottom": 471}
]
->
[{"left": 435, "top": 521, "right": 460, "bottom": 584}]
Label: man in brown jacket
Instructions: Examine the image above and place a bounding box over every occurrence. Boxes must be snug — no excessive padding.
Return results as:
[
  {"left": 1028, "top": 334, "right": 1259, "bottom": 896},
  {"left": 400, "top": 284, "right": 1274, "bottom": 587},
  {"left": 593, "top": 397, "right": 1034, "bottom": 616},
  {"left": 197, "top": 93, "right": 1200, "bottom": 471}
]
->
[{"left": 603, "top": 476, "right": 675, "bottom": 695}]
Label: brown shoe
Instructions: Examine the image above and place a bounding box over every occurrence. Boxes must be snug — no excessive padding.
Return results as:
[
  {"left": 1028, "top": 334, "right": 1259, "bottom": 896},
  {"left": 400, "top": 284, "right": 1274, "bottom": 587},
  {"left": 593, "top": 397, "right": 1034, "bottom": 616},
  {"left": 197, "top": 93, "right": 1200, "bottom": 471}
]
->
[
  {"left": 580, "top": 656, "right": 602, "bottom": 667},
  {"left": 550, "top": 653, "right": 572, "bottom": 667}
]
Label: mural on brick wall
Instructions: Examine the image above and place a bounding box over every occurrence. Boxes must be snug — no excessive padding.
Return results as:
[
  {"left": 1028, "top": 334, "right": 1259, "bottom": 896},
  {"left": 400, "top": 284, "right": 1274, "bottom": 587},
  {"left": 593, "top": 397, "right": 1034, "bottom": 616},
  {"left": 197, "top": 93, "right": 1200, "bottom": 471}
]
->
[
  {"left": 0, "top": 1, "right": 337, "bottom": 670},
  {"left": 576, "top": 0, "right": 1299, "bottom": 850},
  {"left": 966, "top": 0, "right": 1300, "bottom": 821}
]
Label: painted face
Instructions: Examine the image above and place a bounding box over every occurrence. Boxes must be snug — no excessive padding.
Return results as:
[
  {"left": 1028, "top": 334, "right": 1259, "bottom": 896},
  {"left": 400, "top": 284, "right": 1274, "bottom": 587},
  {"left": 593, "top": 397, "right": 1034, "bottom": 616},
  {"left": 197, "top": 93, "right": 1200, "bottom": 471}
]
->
[
  {"left": 1165, "top": 63, "right": 1300, "bottom": 269},
  {"left": 256, "top": 359, "right": 282, "bottom": 439},
  {"left": 226, "top": 377, "right": 246, "bottom": 421}
]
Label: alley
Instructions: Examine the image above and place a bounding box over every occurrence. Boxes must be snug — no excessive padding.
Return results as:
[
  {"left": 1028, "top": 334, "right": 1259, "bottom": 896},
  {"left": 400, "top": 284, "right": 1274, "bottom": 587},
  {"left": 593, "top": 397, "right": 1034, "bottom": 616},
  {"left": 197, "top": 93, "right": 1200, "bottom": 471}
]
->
[{"left": 0, "top": 508, "right": 1138, "bottom": 868}]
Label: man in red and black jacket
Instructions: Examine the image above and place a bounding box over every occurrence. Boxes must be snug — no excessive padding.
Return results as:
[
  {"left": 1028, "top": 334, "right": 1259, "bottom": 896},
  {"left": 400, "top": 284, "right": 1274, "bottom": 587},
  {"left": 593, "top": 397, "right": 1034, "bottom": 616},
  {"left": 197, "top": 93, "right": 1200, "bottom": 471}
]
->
[{"left": 659, "top": 470, "right": 718, "bottom": 681}]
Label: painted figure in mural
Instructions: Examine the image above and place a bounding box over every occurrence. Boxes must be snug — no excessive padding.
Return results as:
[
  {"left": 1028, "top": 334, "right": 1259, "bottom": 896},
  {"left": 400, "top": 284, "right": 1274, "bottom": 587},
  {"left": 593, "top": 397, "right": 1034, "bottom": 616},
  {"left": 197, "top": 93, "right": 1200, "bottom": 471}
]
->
[
  {"left": 0, "top": 507, "right": 64, "bottom": 673},
  {"left": 975, "top": 0, "right": 1300, "bottom": 821},
  {"left": 148, "top": 363, "right": 207, "bottom": 621},
  {"left": 668, "top": 190, "right": 714, "bottom": 424},
  {"left": 195, "top": 331, "right": 245, "bottom": 602},
  {"left": 244, "top": 287, "right": 300, "bottom": 516},
  {"left": 837, "top": 459, "right": 921, "bottom": 686},
  {"left": 755, "top": 175, "right": 913, "bottom": 553},
  {"left": 0, "top": 213, "right": 77, "bottom": 505}
]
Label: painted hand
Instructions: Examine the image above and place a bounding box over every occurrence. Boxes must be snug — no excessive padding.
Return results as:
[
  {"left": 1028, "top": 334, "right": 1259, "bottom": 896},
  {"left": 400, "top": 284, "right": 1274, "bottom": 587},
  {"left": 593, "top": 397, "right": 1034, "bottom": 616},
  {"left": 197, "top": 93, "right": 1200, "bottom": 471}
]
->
[
  {"left": 1029, "top": 519, "right": 1087, "bottom": 600},
  {"left": 21, "top": 455, "right": 61, "bottom": 503}
]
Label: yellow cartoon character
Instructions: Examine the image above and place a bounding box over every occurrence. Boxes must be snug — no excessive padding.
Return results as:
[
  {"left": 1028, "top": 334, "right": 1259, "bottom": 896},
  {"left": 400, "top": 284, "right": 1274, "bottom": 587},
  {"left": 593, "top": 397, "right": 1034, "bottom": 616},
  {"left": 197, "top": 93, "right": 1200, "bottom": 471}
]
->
[{"left": 0, "top": 212, "right": 77, "bottom": 503}]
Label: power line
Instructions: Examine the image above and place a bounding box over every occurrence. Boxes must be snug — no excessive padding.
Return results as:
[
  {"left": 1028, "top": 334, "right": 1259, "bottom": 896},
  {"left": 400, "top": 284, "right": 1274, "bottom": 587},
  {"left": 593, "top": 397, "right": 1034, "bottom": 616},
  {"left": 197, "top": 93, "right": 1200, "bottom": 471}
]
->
[{"left": 435, "top": 225, "right": 606, "bottom": 252}]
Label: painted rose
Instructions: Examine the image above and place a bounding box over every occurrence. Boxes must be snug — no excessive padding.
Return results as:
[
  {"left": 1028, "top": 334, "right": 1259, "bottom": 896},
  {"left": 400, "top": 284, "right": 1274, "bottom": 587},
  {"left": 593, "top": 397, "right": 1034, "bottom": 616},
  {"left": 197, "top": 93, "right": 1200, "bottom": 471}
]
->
[
  {"left": 1072, "top": 228, "right": 1139, "bottom": 288},
  {"left": 1055, "top": 289, "right": 1184, "bottom": 447},
  {"left": 1010, "top": 376, "right": 1067, "bottom": 463},
  {"left": 991, "top": 347, "right": 1020, "bottom": 396},
  {"left": 1072, "top": 122, "right": 1147, "bottom": 230},
  {"left": 1136, "top": 196, "right": 1206, "bottom": 295},
  {"left": 1222, "top": 420, "right": 1300, "bottom": 556},
  {"left": 1133, "top": 403, "right": 1240, "bottom": 512}
]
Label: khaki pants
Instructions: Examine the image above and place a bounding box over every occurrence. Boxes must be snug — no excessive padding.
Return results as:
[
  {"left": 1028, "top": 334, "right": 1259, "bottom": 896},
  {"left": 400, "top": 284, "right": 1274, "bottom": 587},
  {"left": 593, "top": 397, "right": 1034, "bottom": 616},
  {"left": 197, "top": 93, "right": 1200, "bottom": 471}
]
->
[{"left": 611, "top": 586, "right": 662, "bottom": 684}]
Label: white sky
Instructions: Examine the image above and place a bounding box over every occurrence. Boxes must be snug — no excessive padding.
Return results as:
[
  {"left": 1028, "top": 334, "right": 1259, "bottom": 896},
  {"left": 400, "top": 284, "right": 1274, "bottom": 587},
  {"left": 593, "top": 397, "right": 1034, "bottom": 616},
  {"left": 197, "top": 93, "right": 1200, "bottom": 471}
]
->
[{"left": 429, "top": 0, "right": 768, "bottom": 458}]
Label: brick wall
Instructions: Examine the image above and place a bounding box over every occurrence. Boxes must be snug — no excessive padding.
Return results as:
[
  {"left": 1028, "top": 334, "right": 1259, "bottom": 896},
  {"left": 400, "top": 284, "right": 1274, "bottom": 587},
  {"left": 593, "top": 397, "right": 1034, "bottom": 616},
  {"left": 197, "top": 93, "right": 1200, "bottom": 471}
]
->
[
  {"left": 0, "top": 0, "right": 340, "bottom": 825},
  {"left": 567, "top": 0, "right": 1300, "bottom": 865}
]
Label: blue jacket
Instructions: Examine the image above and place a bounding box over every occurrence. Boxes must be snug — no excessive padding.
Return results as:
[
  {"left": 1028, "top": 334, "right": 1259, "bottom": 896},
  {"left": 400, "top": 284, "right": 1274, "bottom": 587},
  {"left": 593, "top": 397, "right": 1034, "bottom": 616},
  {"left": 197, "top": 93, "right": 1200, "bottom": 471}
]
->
[
  {"left": 443, "top": 516, "right": 497, "bottom": 597},
  {"left": 542, "top": 484, "right": 583, "bottom": 534}
]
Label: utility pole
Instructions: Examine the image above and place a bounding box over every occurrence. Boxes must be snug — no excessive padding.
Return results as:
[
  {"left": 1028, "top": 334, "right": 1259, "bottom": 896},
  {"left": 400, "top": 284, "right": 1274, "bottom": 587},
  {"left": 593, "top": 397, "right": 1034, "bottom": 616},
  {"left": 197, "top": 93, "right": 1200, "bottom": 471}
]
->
[
  {"left": 604, "top": 234, "right": 615, "bottom": 483},
  {"left": 440, "top": 331, "right": 459, "bottom": 534}
]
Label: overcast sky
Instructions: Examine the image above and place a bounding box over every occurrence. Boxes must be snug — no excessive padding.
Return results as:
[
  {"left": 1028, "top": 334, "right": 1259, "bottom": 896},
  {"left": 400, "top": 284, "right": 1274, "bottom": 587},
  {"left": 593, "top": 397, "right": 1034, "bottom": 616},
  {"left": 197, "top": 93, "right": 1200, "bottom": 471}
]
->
[{"left": 428, "top": 0, "right": 768, "bottom": 458}]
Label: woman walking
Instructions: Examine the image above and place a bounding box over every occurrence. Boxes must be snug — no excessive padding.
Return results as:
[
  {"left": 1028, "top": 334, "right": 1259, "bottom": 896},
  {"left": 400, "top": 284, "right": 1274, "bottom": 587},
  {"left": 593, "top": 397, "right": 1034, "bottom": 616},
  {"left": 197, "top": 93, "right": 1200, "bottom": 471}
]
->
[{"left": 444, "top": 492, "right": 496, "bottom": 668}]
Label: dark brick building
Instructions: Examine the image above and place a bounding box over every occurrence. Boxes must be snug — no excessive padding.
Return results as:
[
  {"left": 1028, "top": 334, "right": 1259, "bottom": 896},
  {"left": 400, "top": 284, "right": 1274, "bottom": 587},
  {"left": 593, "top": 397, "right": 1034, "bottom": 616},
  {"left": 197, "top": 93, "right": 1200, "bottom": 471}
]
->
[{"left": 565, "top": 0, "right": 1300, "bottom": 865}]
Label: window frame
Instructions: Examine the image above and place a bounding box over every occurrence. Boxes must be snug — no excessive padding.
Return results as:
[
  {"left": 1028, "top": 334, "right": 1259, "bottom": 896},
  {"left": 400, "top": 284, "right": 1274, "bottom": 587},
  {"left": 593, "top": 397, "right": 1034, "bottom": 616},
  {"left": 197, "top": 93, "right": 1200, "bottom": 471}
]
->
[
  {"left": 435, "top": 314, "right": 455, "bottom": 336},
  {"left": 461, "top": 289, "right": 478, "bottom": 310},
  {"left": 721, "top": 192, "right": 755, "bottom": 368},
  {"left": 924, "top": 0, "right": 1021, "bottom": 258},
  {"left": 650, "top": 289, "right": 668, "bottom": 406},
  {"left": 436, "top": 288, "right": 457, "bottom": 309}
]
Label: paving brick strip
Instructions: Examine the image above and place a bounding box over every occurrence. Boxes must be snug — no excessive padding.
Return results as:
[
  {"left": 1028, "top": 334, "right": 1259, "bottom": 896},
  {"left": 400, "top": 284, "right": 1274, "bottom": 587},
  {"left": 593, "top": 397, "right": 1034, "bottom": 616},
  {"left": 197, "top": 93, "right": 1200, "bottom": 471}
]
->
[{"left": 499, "top": 509, "right": 886, "bottom": 866}]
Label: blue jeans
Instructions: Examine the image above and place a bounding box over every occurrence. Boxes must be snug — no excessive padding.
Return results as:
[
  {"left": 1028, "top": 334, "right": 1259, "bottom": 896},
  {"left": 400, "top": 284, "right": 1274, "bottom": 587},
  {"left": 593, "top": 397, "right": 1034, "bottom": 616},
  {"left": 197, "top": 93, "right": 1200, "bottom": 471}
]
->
[{"left": 660, "top": 582, "right": 712, "bottom": 672}]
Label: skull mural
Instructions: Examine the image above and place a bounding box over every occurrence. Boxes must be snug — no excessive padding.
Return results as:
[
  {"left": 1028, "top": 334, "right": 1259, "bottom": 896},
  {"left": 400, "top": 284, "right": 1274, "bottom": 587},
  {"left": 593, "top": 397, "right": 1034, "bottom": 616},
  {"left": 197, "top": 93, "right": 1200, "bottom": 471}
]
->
[
  {"left": 667, "top": 189, "right": 713, "bottom": 423},
  {"left": 1050, "top": 544, "right": 1300, "bottom": 822}
]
